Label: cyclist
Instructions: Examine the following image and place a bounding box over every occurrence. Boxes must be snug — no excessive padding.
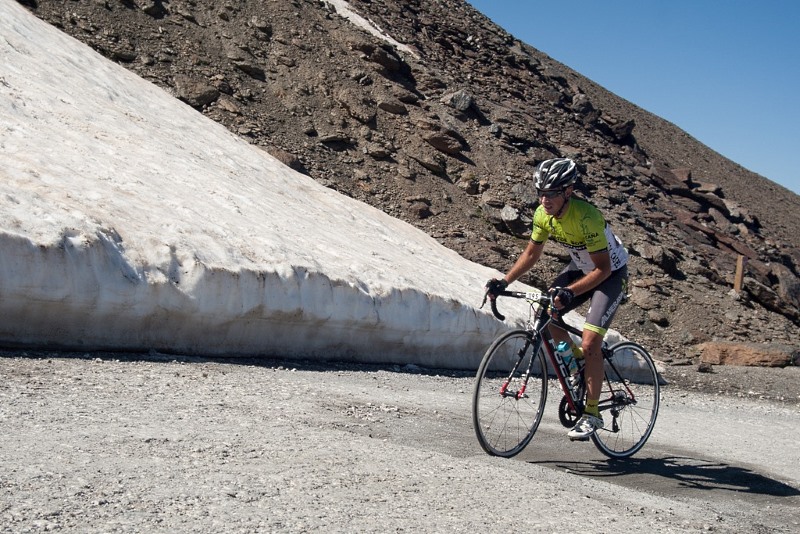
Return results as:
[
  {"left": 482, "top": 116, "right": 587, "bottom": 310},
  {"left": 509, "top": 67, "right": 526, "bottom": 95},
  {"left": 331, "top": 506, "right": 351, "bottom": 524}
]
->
[{"left": 485, "top": 157, "right": 629, "bottom": 440}]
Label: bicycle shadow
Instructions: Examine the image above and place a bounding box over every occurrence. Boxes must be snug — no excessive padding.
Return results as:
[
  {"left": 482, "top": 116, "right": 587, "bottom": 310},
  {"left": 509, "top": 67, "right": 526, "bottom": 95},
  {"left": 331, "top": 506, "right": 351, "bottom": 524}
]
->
[{"left": 537, "top": 455, "right": 800, "bottom": 497}]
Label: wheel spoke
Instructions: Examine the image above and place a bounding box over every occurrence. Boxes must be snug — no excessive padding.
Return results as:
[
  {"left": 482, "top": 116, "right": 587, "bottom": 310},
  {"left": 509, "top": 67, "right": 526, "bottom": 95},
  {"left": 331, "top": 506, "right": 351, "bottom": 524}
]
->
[
  {"left": 472, "top": 331, "right": 548, "bottom": 457},
  {"left": 591, "top": 342, "right": 660, "bottom": 459}
]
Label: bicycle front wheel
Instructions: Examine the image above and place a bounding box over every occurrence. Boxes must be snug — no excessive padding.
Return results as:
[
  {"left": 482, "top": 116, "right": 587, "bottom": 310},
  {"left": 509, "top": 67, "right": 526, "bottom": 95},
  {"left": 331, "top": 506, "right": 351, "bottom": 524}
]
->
[
  {"left": 472, "top": 330, "right": 548, "bottom": 457},
  {"left": 591, "top": 341, "right": 661, "bottom": 459}
]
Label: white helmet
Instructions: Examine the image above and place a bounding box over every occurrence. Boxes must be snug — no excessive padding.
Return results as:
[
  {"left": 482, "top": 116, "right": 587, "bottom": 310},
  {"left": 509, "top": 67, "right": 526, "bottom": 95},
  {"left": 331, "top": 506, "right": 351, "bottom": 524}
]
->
[{"left": 534, "top": 158, "right": 578, "bottom": 191}]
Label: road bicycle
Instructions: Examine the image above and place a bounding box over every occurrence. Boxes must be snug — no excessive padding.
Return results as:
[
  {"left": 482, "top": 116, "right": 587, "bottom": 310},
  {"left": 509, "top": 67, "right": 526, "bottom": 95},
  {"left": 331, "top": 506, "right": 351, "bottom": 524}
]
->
[{"left": 472, "top": 287, "right": 661, "bottom": 459}]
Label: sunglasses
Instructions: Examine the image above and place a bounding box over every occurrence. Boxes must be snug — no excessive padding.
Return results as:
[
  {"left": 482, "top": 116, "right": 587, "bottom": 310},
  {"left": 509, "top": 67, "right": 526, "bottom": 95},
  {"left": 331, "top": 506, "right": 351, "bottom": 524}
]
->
[{"left": 537, "top": 189, "right": 564, "bottom": 199}]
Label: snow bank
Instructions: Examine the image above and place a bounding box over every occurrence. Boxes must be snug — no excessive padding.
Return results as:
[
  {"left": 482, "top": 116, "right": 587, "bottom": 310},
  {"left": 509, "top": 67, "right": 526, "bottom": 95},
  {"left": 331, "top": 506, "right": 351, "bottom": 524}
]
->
[{"left": 1, "top": 1, "right": 539, "bottom": 367}]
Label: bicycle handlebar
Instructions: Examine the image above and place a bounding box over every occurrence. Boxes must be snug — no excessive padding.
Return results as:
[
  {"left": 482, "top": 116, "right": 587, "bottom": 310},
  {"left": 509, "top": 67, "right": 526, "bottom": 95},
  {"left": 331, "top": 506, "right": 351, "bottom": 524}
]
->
[
  {"left": 487, "top": 291, "right": 508, "bottom": 321},
  {"left": 480, "top": 288, "right": 551, "bottom": 321}
]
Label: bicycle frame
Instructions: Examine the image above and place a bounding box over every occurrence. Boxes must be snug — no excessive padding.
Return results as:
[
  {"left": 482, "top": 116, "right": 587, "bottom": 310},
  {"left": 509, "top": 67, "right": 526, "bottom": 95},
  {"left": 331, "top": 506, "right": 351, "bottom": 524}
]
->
[
  {"left": 490, "top": 289, "right": 638, "bottom": 422},
  {"left": 492, "top": 290, "right": 582, "bottom": 411},
  {"left": 529, "top": 296, "right": 584, "bottom": 412}
]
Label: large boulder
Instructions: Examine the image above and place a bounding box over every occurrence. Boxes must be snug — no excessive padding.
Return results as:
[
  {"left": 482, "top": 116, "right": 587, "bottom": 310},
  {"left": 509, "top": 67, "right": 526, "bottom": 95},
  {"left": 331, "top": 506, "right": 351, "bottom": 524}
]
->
[{"left": 694, "top": 342, "right": 798, "bottom": 367}]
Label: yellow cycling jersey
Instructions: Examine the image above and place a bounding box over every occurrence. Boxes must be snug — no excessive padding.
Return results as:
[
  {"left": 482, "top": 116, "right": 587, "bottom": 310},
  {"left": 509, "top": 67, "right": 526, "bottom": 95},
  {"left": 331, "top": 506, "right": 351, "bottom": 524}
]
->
[{"left": 531, "top": 197, "right": 628, "bottom": 274}]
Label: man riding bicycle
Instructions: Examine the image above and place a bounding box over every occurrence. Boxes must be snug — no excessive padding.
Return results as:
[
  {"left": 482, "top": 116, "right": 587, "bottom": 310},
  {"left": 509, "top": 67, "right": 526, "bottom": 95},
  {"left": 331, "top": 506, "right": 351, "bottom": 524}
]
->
[{"left": 485, "top": 158, "right": 629, "bottom": 440}]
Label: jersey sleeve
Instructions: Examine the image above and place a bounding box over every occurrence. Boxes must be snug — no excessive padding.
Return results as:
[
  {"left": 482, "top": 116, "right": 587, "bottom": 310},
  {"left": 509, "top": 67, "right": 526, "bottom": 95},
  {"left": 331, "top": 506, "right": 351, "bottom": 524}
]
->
[
  {"left": 530, "top": 206, "right": 550, "bottom": 243},
  {"left": 580, "top": 207, "right": 610, "bottom": 253}
]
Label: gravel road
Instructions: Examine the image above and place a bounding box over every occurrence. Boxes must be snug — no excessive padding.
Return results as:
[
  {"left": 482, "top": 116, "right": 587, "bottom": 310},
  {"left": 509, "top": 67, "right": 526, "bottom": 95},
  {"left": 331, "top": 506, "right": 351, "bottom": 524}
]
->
[{"left": 1, "top": 351, "right": 798, "bottom": 533}]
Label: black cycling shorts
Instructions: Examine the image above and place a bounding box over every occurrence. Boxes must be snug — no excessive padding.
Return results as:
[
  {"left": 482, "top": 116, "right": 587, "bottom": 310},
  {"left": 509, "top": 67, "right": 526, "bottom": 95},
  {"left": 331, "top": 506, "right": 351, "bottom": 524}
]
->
[{"left": 550, "top": 263, "right": 628, "bottom": 336}]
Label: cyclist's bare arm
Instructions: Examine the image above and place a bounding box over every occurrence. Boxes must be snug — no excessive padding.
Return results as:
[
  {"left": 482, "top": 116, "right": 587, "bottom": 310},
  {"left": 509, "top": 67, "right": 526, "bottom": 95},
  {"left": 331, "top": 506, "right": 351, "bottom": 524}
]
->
[{"left": 503, "top": 240, "right": 545, "bottom": 284}]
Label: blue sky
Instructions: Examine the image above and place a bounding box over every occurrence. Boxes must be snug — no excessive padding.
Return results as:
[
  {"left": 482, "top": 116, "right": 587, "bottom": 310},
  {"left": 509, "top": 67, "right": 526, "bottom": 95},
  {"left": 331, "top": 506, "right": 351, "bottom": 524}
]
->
[{"left": 467, "top": 1, "right": 800, "bottom": 195}]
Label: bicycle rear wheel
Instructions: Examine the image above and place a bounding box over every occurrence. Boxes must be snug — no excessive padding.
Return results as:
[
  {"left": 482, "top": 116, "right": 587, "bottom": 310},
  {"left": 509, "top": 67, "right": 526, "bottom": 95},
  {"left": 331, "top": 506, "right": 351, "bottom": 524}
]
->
[
  {"left": 591, "top": 341, "right": 660, "bottom": 459},
  {"left": 472, "top": 330, "right": 548, "bottom": 457}
]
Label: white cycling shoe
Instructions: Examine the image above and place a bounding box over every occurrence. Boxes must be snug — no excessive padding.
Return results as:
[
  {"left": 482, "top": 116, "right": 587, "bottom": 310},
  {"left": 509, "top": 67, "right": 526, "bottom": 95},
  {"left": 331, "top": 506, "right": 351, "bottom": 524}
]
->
[{"left": 568, "top": 414, "right": 603, "bottom": 441}]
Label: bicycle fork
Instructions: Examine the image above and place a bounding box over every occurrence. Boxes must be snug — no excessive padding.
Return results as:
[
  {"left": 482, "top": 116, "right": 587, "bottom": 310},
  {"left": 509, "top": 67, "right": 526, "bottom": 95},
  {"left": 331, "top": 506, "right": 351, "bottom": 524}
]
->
[{"left": 499, "top": 336, "right": 539, "bottom": 400}]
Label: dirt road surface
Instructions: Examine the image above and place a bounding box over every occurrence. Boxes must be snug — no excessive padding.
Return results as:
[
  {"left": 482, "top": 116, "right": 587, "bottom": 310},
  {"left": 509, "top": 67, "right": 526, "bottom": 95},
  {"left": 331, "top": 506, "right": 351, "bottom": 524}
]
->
[{"left": 1, "top": 352, "right": 798, "bottom": 533}]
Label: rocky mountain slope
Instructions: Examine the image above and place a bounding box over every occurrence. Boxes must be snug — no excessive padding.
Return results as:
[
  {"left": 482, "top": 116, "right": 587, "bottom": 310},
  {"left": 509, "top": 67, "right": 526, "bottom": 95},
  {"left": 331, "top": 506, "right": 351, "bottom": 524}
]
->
[{"left": 18, "top": 0, "right": 800, "bottom": 363}]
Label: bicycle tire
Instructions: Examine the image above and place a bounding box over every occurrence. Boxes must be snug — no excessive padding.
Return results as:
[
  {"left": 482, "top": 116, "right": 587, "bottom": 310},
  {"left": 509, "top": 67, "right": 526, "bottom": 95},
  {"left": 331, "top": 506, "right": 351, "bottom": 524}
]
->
[
  {"left": 591, "top": 341, "right": 660, "bottom": 459},
  {"left": 472, "top": 330, "right": 548, "bottom": 457}
]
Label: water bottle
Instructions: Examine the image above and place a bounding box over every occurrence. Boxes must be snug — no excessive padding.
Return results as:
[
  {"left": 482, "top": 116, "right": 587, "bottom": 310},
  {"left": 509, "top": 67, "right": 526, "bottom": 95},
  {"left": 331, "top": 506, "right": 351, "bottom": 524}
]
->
[{"left": 556, "top": 341, "right": 578, "bottom": 376}]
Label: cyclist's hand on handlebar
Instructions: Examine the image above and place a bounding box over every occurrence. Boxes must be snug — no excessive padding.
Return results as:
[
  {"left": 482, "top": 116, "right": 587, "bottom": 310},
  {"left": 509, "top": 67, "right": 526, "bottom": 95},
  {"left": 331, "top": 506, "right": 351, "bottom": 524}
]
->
[
  {"left": 481, "top": 278, "right": 509, "bottom": 320},
  {"left": 549, "top": 286, "right": 574, "bottom": 309},
  {"left": 484, "top": 278, "right": 508, "bottom": 300}
]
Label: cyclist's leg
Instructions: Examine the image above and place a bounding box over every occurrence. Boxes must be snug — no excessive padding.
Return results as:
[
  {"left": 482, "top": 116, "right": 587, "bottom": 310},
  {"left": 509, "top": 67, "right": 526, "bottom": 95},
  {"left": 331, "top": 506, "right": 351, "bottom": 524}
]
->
[
  {"left": 583, "top": 266, "right": 628, "bottom": 334},
  {"left": 570, "top": 267, "right": 628, "bottom": 437},
  {"left": 580, "top": 329, "right": 604, "bottom": 414}
]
